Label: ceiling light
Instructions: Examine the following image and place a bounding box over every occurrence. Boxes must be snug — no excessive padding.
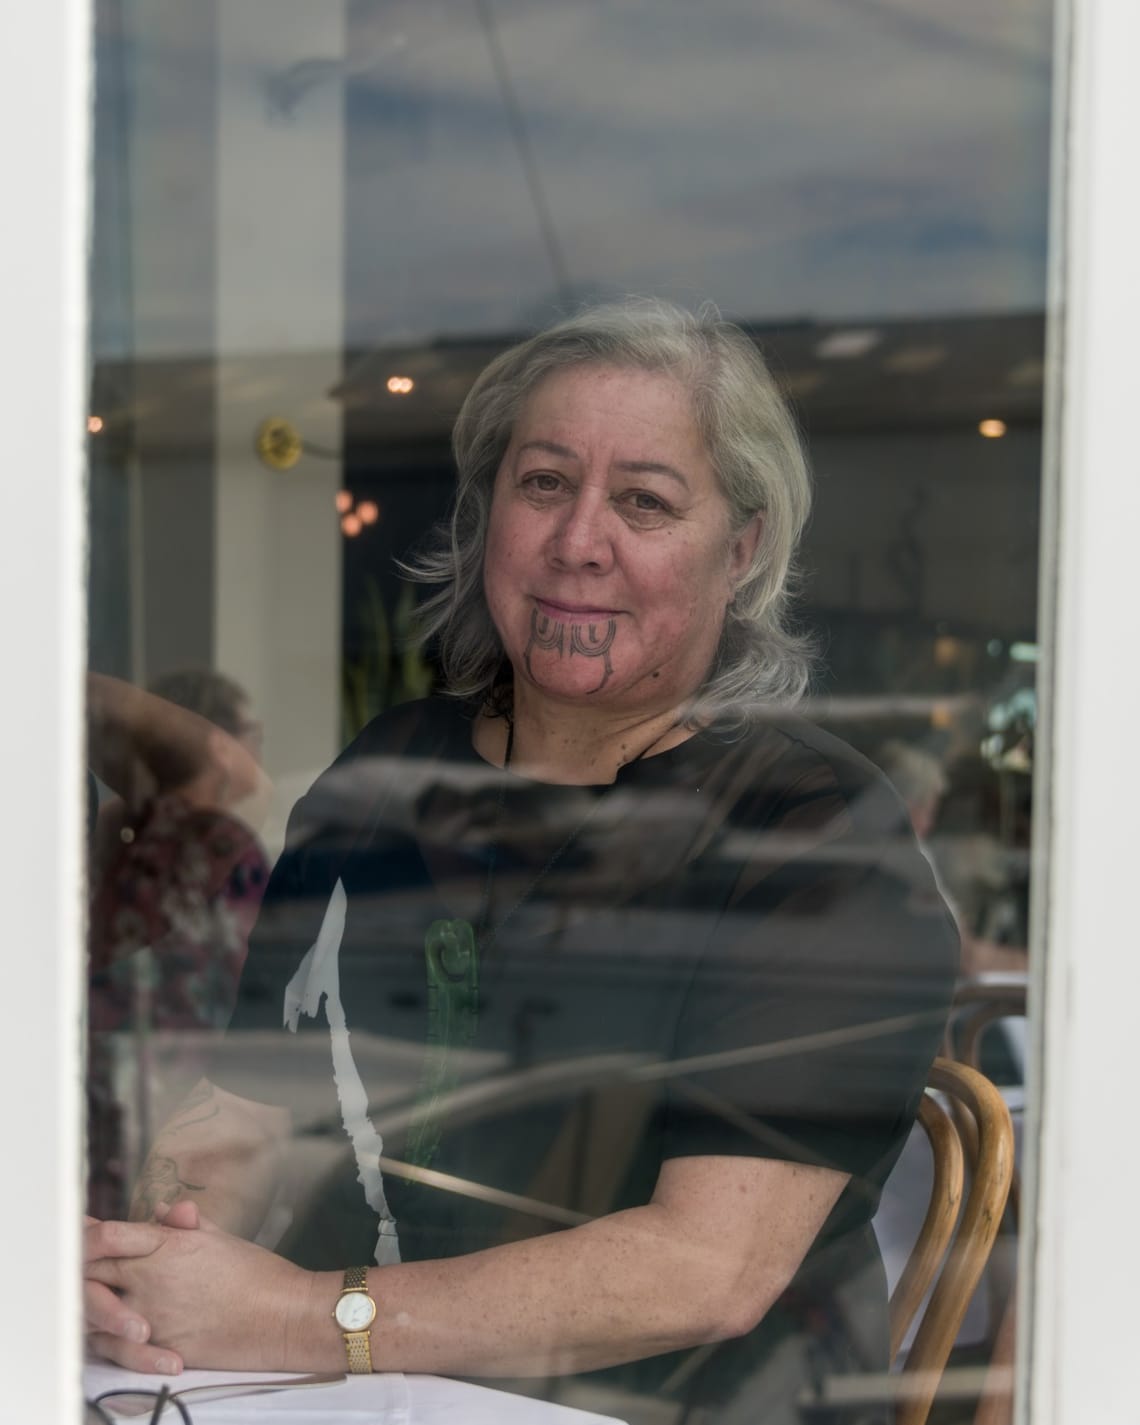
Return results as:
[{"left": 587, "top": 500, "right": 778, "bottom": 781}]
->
[
  {"left": 357, "top": 500, "right": 380, "bottom": 525},
  {"left": 978, "top": 419, "right": 1007, "bottom": 439},
  {"left": 335, "top": 490, "right": 353, "bottom": 514},
  {"left": 341, "top": 513, "right": 362, "bottom": 537},
  {"left": 386, "top": 375, "right": 414, "bottom": 396},
  {"left": 87, "top": 415, "right": 104, "bottom": 434},
  {"left": 815, "top": 329, "right": 881, "bottom": 360}
]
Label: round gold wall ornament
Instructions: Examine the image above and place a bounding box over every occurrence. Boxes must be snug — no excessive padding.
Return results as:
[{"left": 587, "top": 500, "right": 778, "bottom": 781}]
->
[{"left": 255, "top": 417, "right": 304, "bottom": 471}]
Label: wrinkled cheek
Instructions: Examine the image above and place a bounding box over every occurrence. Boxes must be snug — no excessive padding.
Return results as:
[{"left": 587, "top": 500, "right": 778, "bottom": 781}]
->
[{"left": 482, "top": 561, "right": 520, "bottom": 650}]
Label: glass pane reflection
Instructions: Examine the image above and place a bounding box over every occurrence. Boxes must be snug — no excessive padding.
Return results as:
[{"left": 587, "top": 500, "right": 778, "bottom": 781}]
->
[{"left": 86, "top": 3, "right": 1049, "bottom": 1422}]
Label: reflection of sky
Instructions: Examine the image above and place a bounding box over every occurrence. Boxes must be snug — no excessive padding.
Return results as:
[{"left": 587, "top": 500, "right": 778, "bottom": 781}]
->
[
  {"left": 93, "top": 0, "right": 1053, "bottom": 356},
  {"left": 344, "top": 0, "right": 1052, "bottom": 344}
]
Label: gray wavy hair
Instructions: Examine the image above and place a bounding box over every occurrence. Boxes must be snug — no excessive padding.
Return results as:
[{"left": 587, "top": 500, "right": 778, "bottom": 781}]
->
[{"left": 402, "top": 298, "right": 814, "bottom": 724}]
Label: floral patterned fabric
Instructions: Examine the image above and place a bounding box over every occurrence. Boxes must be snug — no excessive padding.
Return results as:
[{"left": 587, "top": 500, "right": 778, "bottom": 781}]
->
[{"left": 86, "top": 792, "right": 269, "bottom": 1218}]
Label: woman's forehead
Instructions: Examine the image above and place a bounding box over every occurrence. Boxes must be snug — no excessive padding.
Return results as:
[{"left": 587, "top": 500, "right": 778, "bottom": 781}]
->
[{"left": 508, "top": 363, "right": 706, "bottom": 460}]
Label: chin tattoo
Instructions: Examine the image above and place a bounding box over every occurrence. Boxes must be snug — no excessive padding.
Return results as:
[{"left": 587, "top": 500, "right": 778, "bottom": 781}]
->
[{"left": 525, "top": 608, "right": 616, "bottom": 692}]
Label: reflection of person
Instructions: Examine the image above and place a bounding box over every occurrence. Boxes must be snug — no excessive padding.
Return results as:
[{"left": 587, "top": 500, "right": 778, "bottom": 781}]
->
[
  {"left": 86, "top": 670, "right": 271, "bottom": 1218},
  {"left": 86, "top": 303, "right": 958, "bottom": 1421},
  {"left": 876, "top": 739, "right": 1027, "bottom": 980}
]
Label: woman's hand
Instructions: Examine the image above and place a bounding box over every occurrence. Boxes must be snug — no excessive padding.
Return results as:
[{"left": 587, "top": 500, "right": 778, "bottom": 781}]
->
[
  {"left": 85, "top": 1207, "right": 198, "bottom": 1375},
  {"left": 86, "top": 1206, "right": 313, "bottom": 1373}
]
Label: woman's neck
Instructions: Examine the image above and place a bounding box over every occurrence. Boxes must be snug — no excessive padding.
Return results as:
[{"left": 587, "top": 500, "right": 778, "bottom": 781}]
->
[{"left": 474, "top": 686, "right": 695, "bottom": 785}]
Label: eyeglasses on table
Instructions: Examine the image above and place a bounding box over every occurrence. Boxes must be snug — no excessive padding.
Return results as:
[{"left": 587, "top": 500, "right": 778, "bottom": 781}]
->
[{"left": 86, "top": 1371, "right": 346, "bottom": 1422}]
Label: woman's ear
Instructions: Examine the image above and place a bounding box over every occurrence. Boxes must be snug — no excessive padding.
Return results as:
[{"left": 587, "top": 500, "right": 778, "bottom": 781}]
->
[{"left": 727, "top": 513, "right": 764, "bottom": 588}]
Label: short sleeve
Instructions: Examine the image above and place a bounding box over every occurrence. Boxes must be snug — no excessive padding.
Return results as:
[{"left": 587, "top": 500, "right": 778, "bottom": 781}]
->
[{"left": 661, "top": 755, "right": 959, "bottom": 1192}]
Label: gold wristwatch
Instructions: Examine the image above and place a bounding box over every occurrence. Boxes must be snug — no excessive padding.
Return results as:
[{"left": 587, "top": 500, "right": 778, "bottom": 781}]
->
[{"left": 333, "top": 1266, "right": 377, "bottom": 1373}]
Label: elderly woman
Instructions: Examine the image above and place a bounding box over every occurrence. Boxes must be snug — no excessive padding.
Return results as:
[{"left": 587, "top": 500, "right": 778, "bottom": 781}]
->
[{"left": 86, "top": 301, "right": 958, "bottom": 1422}]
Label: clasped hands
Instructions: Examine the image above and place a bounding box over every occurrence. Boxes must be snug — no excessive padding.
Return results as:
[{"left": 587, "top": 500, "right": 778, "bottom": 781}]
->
[{"left": 85, "top": 1203, "right": 313, "bottom": 1375}]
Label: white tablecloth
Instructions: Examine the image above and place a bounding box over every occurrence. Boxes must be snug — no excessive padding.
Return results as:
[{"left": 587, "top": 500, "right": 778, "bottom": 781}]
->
[{"left": 85, "top": 1363, "right": 628, "bottom": 1425}]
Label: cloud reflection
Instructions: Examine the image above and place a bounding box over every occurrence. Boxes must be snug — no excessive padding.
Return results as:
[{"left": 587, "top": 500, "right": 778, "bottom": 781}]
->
[{"left": 93, "top": 0, "right": 1053, "bottom": 356}]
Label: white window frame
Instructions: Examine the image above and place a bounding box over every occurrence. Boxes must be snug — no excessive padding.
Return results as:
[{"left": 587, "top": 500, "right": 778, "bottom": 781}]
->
[
  {"left": 1020, "top": 3, "right": 1140, "bottom": 1424},
  {"left": 2, "top": 0, "right": 1138, "bottom": 1419},
  {"left": 0, "top": 0, "right": 90, "bottom": 1411}
]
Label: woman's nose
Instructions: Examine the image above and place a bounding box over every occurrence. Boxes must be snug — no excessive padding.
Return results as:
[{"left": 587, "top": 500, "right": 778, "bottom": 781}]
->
[{"left": 547, "top": 493, "right": 614, "bottom": 571}]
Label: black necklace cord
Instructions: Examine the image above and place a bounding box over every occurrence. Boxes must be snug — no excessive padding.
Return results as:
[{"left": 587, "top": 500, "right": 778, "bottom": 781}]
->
[{"left": 501, "top": 706, "right": 676, "bottom": 777}]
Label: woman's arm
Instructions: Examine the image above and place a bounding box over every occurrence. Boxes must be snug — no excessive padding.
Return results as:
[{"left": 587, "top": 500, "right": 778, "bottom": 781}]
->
[
  {"left": 87, "top": 1152, "right": 848, "bottom": 1377},
  {"left": 87, "top": 671, "right": 267, "bottom": 807},
  {"left": 126, "top": 1079, "right": 291, "bottom": 1234}
]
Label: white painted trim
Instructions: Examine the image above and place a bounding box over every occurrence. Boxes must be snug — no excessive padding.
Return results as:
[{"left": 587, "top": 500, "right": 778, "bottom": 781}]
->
[
  {"left": 0, "top": 0, "right": 91, "bottom": 1412},
  {"left": 1023, "top": 3, "right": 1140, "bottom": 1423},
  {"left": 5, "top": 3, "right": 1139, "bottom": 1422}
]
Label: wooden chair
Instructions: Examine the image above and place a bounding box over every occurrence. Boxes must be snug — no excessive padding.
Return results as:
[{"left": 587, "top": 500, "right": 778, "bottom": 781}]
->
[
  {"left": 951, "top": 981, "right": 1027, "bottom": 1425},
  {"left": 952, "top": 979, "right": 1027, "bottom": 1225},
  {"left": 887, "top": 1058, "right": 1015, "bottom": 1425}
]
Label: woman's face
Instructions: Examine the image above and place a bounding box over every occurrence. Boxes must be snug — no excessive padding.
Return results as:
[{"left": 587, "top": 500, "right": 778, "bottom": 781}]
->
[{"left": 483, "top": 363, "right": 762, "bottom": 715}]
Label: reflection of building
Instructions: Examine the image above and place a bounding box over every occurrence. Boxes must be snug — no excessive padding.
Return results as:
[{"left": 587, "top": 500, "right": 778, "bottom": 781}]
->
[{"left": 87, "top": 0, "right": 1049, "bottom": 805}]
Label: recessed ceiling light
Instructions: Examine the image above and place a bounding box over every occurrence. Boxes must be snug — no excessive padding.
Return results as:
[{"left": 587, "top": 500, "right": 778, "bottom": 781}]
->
[
  {"left": 978, "top": 418, "right": 1007, "bottom": 438},
  {"left": 815, "top": 329, "right": 881, "bottom": 360}
]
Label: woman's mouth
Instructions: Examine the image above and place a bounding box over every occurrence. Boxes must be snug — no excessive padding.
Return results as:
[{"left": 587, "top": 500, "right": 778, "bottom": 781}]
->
[{"left": 534, "top": 597, "right": 621, "bottom": 622}]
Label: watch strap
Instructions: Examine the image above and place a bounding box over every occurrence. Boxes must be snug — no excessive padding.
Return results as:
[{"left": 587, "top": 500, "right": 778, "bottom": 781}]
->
[{"left": 343, "top": 1329, "right": 373, "bottom": 1374}]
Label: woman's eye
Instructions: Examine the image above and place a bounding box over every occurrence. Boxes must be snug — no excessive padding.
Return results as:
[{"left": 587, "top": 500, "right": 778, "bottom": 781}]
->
[
  {"left": 626, "top": 491, "right": 667, "bottom": 514},
  {"left": 524, "top": 472, "right": 563, "bottom": 493}
]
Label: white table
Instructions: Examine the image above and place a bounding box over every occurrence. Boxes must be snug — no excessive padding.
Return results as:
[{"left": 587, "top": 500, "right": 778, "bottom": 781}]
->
[{"left": 85, "top": 1363, "right": 628, "bottom": 1425}]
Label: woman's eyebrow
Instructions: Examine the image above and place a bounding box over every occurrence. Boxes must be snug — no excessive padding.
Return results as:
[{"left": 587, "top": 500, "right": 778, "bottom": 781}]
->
[
  {"left": 517, "top": 439, "right": 578, "bottom": 462},
  {"left": 614, "top": 459, "right": 691, "bottom": 489},
  {"left": 515, "top": 442, "right": 690, "bottom": 490}
]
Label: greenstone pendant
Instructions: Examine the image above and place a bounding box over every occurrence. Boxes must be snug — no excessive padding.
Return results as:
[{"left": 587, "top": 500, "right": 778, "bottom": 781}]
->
[{"left": 405, "top": 919, "right": 481, "bottom": 1171}]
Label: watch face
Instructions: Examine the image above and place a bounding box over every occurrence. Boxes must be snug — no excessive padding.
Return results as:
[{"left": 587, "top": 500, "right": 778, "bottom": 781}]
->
[{"left": 335, "top": 1291, "right": 376, "bottom": 1331}]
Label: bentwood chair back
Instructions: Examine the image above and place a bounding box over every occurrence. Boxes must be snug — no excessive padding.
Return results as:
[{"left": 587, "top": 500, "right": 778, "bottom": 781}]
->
[
  {"left": 887, "top": 1089, "right": 964, "bottom": 1361},
  {"left": 951, "top": 981, "right": 1027, "bottom": 1425},
  {"left": 952, "top": 978, "right": 1027, "bottom": 1225},
  {"left": 888, "top": 1058, "right": 1015, "bottom": 1425}
]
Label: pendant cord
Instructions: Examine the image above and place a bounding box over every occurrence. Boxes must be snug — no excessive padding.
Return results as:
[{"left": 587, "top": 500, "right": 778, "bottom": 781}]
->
[{"left": 476, "top": 711, "right": 513, "bottom": 940}]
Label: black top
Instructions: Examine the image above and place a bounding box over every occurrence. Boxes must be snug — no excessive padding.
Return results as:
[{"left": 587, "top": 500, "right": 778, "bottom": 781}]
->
[{"left": 215, "top": 697, "right": 958, "bottom": 1420}]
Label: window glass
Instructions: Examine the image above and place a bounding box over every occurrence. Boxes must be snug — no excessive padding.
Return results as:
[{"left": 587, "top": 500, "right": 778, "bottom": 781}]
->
[{"left": 86, "top": 3, "right": 1051, "bottom": 1420}]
